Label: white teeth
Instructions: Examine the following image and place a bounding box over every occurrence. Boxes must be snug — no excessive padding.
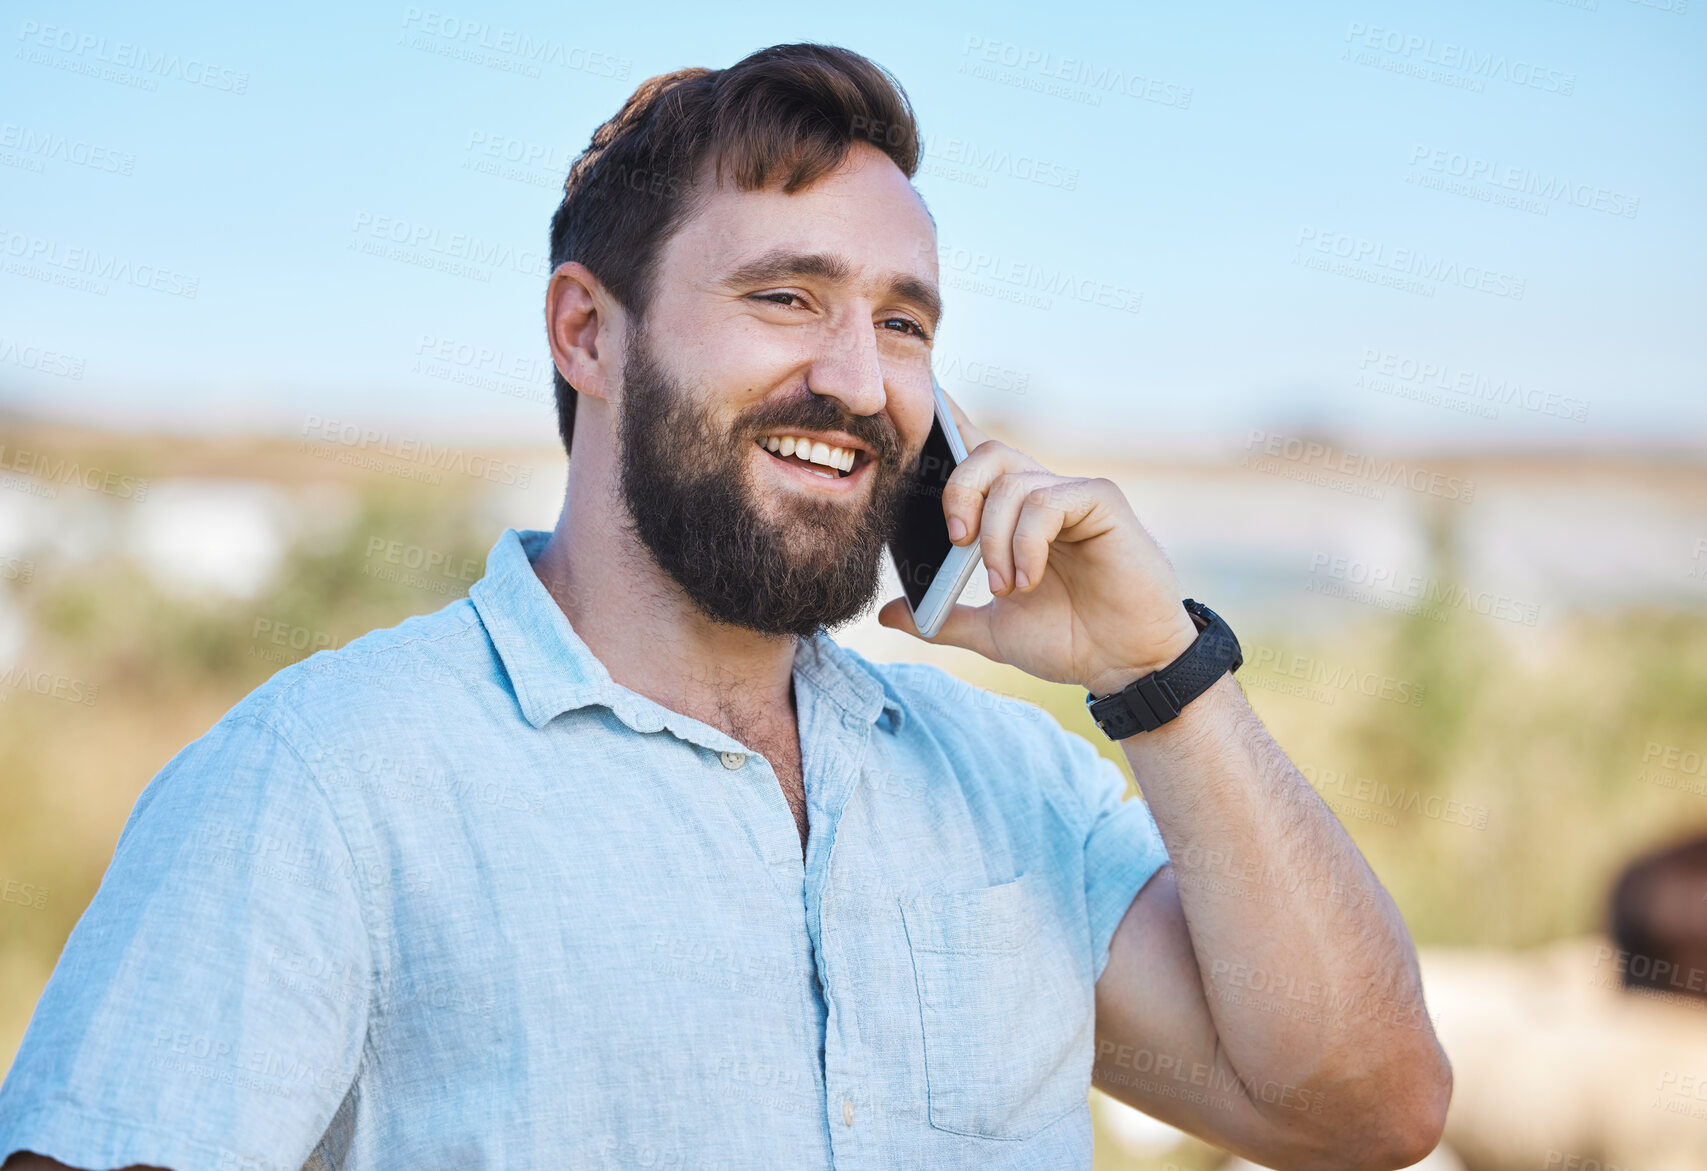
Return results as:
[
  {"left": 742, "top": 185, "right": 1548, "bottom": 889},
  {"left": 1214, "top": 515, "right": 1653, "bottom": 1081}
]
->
[{"left": 756, "top": 434, "right": 861, "bottom": 476}]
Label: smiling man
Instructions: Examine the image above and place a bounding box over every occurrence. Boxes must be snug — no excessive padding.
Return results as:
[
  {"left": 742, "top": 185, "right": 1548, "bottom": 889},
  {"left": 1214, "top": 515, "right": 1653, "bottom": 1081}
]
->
[{"left": 0, "top": 43, "right": 1449, "bottom": 1171}]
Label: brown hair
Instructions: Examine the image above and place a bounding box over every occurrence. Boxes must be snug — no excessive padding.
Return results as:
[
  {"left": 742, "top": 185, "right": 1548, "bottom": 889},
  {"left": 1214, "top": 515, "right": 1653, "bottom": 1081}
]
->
[{"left": 547, "top": 42, "right": 922, "bottom": 455}]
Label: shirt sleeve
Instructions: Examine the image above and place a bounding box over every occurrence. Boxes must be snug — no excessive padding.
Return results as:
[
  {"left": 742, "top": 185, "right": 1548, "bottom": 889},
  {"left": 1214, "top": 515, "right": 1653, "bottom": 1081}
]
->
[
  {"left": 0, "top": 712, "right": 373, "bottom": 1171},
  {"left": 1059, "top": 727, "right": 1171, "bottom": 984}
]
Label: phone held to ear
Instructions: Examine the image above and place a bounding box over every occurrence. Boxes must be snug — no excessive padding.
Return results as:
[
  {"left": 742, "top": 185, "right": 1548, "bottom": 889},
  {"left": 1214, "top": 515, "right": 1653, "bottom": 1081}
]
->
[{"left": 887, "top": 375, "right": 983, "bottom": 639}]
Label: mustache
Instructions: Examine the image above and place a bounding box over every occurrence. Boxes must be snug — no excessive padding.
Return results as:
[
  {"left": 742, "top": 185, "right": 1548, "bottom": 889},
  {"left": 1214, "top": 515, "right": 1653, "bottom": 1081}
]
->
[{"left": 737, "top": 391, "right": 902, "bottom": 471}]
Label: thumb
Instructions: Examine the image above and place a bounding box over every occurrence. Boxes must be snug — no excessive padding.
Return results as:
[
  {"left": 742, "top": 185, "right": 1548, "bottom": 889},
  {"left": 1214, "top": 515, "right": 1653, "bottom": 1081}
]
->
[
  {"left": 876, "top": 596, "right": 919, "bottom": 634},
  {"left": 877, "top": 596, "right": 998, "bottom": 660},
  {"left": 927, "top": 601, "right": 999, "bottom": 659}
]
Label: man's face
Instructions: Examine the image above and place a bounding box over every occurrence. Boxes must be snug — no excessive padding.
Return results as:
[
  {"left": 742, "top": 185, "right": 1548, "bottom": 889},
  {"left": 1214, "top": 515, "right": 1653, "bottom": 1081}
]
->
[{"left": 613, "top": 142, "right": 941, "bottom": 638}]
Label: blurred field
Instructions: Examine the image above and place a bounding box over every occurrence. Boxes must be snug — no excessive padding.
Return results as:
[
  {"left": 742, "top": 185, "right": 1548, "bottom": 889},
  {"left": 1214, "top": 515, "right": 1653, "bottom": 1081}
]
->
[{"left": 3, "top": 419, "right": 1706, "bottom": 1168}]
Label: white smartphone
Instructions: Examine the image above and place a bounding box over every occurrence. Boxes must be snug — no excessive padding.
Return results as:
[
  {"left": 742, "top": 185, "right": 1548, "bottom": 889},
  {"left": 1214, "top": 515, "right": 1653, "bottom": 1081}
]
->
[{"left": 888, "top": 375, "right": 983, "bottom": 639}]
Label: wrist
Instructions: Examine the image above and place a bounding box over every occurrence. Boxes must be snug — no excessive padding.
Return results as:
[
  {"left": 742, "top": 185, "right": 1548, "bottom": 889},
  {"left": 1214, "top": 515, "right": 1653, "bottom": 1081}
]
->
[
  {"left": 1085, "top": 599, "right": 1244, "bottom": 740},
  {"left": 1084, "top": 616, "right": 1201, "bottom": 698}
]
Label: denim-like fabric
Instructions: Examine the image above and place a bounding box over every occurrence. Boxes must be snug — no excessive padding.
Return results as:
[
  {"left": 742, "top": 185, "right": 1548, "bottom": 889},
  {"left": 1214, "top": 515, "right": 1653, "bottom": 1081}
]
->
[{"left": 0, "top": 528, "right": 1169, "bottom": 1170}]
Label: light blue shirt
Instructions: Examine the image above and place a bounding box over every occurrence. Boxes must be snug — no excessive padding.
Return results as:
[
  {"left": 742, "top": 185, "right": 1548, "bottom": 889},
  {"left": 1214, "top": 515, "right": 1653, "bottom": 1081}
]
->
[{"left": 0, "top": 528, "right": 1169, "bottom": 1170}]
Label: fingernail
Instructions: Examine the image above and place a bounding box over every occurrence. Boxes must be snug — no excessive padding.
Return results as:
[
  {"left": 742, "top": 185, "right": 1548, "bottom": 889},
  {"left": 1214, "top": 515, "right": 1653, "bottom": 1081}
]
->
[
  {"left": 948, "top": 517, "right": 966, "bottom": 543},
  {"left": 1014, "top": 569, "right": 1029, "bottom": 590},
  {"left": 987, "top": 567, "right": 1002, "bottom": 593}
]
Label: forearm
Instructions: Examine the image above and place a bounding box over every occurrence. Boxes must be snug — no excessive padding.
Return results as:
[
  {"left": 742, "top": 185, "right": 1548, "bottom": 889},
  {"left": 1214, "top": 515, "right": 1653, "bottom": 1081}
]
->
[
  {"left": 1106, "top": 671, "right": 1448, "bottom": 1118},
  {"left": 905, "top": 415, "right": 1449, "bottom": 1162}
]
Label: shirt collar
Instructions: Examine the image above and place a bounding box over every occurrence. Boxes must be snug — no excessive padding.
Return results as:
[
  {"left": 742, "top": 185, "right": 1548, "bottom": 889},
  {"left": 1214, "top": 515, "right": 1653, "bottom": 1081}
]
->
[{"left": 468, "top": 528, "right": 906, "bottom": 735}]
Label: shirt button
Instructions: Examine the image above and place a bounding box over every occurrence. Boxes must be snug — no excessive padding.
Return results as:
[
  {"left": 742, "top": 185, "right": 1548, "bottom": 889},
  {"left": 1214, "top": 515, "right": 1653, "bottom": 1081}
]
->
[
  {"left": 720, "top": 751, "right": 746, "bottom": 770},
  {"left": 842, "top": 1098, "right": 855, "bottom": 1126}
]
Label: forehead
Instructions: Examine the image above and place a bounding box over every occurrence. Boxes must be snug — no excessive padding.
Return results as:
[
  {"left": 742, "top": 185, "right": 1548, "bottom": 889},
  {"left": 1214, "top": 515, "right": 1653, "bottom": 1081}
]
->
[{"left": 664, "top": 142, "right": 939, "bottom": 287}]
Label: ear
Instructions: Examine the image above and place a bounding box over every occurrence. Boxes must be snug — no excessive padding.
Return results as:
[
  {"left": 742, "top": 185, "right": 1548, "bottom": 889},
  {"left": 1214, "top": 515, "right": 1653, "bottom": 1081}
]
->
[{"left": 545, "top": 261, "right": 626, "bottom": 403}]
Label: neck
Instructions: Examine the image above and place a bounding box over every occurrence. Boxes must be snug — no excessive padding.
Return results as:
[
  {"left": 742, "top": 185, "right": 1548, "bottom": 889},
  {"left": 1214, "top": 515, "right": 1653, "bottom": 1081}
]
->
[{"left": 532, "top": 425, "right": 800, "bottom": 731}]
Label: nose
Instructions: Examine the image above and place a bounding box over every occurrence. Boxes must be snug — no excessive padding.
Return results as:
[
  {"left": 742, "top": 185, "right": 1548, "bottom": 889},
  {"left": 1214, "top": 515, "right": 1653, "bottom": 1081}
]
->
[{"left": 805, "top": 314, "right": 887, "bottom": 418}]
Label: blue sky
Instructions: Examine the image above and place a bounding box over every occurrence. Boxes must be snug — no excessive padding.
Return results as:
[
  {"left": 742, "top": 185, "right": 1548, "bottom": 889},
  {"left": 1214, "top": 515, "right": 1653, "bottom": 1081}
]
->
[{"left": 2, "top": 0, "right": 1702, "bottom": 455}]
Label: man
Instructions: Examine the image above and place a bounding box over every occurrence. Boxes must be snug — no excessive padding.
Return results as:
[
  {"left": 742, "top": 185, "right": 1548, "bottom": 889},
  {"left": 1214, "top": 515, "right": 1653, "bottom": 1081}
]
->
[{"left": 0, "top": 43, "right": 1450, "bottom": 1171}]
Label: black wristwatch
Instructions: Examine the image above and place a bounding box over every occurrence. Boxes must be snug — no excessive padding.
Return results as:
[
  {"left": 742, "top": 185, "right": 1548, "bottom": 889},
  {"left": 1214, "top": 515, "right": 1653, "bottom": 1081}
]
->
[{"left": 1085, "top": 599, "right": 1242, "bottom": 739}]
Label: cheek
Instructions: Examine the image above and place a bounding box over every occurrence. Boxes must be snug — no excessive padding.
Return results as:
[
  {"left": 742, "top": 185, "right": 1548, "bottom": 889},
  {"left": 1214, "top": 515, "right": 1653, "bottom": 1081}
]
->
[
  {"left": 890, "top": 375, "right": 937, "bottom": 454},
  {"left": 701, "top": 323, "right": 815, "bottom": 400}
]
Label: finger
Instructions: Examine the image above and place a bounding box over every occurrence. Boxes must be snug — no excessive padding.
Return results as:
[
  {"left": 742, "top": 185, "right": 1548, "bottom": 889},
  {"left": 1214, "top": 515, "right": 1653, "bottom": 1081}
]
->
[
  {"left": 941, "top": 440, "right": 1047, "bottom": 552},
  {"left": 976, "top": 471, "right": 1061, "bottom": 595},
  {"left": 1008, "top": 483, "right": 1073, "bottom": 592}
]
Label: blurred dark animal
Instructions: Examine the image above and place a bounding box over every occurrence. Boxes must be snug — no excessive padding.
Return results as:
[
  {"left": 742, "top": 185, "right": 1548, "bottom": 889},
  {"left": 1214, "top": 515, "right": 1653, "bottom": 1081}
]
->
[{"left": 1612, "top": 835, "right": 1707, "bottom": 1001}]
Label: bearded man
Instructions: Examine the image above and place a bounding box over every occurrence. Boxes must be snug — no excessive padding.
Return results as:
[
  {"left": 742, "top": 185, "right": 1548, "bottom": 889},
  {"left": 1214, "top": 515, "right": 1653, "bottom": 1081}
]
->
[{"left": 0, "top": 43, "right": 1450, "bottom": 1171}]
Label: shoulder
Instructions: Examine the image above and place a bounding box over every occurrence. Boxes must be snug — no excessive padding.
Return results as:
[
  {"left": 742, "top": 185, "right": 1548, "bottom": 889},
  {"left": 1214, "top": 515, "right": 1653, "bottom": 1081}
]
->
[
  {"left": 129, "top": 600, "right": 498, "bottom": 828},
  {"left": 230, "top": 598, "right": 494, "bottom": 747},
  {"left": 118, "top": 602, "right": 497, "bottom": 871}
]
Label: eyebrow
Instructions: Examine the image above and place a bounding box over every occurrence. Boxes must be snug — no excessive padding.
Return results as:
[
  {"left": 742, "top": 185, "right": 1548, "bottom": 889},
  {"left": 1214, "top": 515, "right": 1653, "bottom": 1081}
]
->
[{"left": 720, "top": 248, "right": 943, "bottom": 331}]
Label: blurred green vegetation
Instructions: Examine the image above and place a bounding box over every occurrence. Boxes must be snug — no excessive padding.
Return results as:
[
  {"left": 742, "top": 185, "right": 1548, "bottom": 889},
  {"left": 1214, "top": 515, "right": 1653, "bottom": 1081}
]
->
[{"left": 25, "top": 487, "right": 490, "bottom": 692}]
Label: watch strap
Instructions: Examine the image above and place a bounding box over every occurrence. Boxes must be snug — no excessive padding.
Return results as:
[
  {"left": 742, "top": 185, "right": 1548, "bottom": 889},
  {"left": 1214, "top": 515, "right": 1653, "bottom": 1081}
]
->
[{"left": 1086, "top": 599, "right": 1241, "bottom": 739}]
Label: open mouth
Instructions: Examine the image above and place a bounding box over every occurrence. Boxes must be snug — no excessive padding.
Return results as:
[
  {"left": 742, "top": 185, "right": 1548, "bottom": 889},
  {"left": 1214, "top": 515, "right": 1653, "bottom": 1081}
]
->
[{"left": 752, "top": 434, "right": 869, "bottom": 480}]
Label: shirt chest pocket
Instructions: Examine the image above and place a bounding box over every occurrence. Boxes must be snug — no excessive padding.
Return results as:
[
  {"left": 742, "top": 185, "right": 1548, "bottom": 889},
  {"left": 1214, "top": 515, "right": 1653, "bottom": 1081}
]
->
[{"left": 898, "top": 871, "right": 1092, "bottom": 1141}]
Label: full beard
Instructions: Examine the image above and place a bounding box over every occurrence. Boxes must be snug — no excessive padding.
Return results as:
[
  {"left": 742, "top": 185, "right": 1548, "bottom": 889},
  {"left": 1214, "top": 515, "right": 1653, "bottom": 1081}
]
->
[{"left": 614, "top": 323, "right": 909, "bottom": 638}]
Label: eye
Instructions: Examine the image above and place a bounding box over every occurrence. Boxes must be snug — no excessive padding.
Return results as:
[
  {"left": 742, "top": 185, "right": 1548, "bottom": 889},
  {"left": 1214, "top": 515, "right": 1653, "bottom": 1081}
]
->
[
  {"left": 752, "top": 291, "right": 807, "bottom": 309},
  {"left": 881, "top": 316, "right": 930, "bottom": 341}
]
